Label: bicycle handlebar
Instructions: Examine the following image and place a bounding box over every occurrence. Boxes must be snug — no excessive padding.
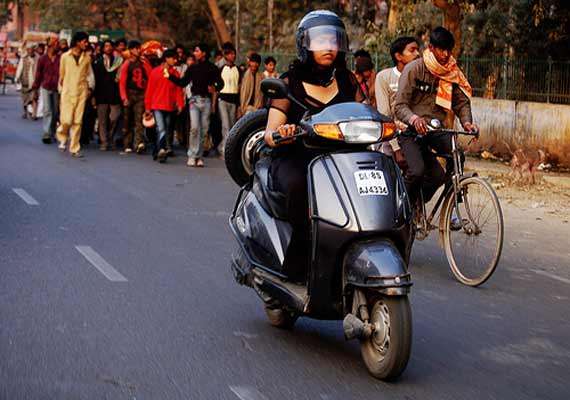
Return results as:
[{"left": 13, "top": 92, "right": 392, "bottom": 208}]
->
[{"left": 397, "top": 128, "right": 479, "bottom": 138}]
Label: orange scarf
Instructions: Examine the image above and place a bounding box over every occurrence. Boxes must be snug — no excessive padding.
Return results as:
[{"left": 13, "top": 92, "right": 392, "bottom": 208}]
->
[{"left": 423, "top": 48, "right": 472, "bottom": 110}]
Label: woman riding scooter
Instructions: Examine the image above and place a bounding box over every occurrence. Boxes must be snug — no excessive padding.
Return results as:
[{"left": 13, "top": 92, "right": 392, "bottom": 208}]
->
[
  {"left": 228, "top": 10, "right": 413, "bottom": 380},
  {"left": 265, "top": 10, "right": 365, "bottom": 282}
]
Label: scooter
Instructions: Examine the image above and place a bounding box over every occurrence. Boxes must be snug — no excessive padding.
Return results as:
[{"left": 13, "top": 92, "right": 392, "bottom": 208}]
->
[{"left": 228, "top": 78, "right": 414, "bottom": 380}]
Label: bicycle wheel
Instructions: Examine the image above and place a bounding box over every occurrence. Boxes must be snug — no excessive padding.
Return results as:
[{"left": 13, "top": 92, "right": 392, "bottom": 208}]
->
[{"left": 443, "top": 176, "right": 504, "bottom": 286}]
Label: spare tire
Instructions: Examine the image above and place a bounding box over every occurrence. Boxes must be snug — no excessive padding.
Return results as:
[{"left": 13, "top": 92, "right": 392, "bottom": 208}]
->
[{"left": 224, "top": 109, "right": 269, "bottom": 186}]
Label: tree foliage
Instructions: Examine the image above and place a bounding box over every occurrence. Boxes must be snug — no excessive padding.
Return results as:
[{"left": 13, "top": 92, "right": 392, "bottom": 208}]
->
[
  {"left": 0, "top": 0, "right": 13, "bottom": 28},
  {"left": 2, "top": 0, "right": 568, "bottom": 60},
  {"left": 462, "top": 0, "right": 570, "bottom": 59}
]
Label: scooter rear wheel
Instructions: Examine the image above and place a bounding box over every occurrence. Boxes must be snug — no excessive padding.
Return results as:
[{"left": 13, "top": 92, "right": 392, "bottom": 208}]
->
[
  {"left": 224, "top": 109, "right": 268, "bottom": 186},
  {"left": 264, "top": 305, "right": 298, "bottom": 329},
  {"left": 361, "top": 296, "right": 412, "bottom": 381}
]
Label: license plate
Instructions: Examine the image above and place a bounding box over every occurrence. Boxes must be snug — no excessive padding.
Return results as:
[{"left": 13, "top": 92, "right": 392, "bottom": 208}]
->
[{"left": 354, "top": 170, "right": 389, "bottom": 196}]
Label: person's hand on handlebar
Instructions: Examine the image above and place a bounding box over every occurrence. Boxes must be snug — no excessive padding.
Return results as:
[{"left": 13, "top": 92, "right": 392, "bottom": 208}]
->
[
  {"left": 463, "top": 122, "right": 479, "bottom": 135},
  {"left": 277, "top": 124, "right": 296, "bottom": 138},
  {"left": 267, "top": 124, "right": 296, "bottom": 147},
  {"left": 410, "top": 115, "right": 428, "bottom": 135}
]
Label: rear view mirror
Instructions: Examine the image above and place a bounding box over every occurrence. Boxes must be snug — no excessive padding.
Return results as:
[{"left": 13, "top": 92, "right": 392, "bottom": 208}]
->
[{"left": 261, "top": 78, "right": 289, "bottom": 99}]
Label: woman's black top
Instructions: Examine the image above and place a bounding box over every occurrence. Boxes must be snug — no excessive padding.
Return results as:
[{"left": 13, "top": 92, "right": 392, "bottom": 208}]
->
[
  {"left": 269, "top": 67, "right": 364, "bottom": 125},
  {"left": 269, "top": 67, "right": 365, "bottom": 156}
]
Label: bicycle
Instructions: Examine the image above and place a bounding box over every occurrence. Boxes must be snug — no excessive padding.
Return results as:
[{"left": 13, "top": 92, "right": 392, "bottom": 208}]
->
[{"left": 399, "top": 120, "right": 504, "bottom": 287}]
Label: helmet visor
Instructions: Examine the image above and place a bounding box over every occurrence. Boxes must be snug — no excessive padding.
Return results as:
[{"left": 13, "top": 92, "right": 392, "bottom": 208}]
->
[{"left": 303, "top": 25, "right": 349, "bottom": 52}]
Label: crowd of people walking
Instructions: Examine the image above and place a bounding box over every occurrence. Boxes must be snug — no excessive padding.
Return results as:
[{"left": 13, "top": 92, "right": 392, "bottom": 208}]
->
[
  {"left": 13, "top": 27, "right": 473, "bottom": 180},
  {"left": 14, "top": 32, "right": 277, "bottom": 166}
]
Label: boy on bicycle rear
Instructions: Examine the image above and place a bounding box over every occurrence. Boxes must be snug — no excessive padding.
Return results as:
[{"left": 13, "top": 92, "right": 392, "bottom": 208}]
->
[{"left": 394, "top": 26, "right": 478, "bottom": 205}]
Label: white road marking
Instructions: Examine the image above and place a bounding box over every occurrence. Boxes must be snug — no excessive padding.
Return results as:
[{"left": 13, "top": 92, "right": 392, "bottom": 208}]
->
[
  {"left": 531, "top": 269, "right": 570, "bottom": 285},
  {"left": 12, "top": 188, "right": 39, "bottom": 205},
  {"left": 233, "top": 331, "right": 259, "bottom": 339},
  {"left": 75, "top": 246, "right": 128, "bottom": 282},
  {"left": 229, "top": 386, "right": 269, "bottom": 400}
]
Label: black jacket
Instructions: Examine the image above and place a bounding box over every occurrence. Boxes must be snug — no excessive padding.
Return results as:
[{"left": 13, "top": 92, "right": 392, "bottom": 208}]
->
[
  {"left": 168, "top": 60, "right": 224, "bottom": 97},
  {"left": 93, "top": 55, "right": 121, "bottom": 105}
]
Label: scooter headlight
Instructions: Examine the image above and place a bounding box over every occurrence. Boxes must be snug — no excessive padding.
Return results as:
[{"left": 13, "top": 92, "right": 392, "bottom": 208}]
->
[{"left": 338, "top": 120, "right": 383, "bottom": 143}]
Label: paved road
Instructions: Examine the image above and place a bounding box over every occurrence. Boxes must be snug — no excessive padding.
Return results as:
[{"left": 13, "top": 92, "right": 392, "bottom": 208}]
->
[{"left": 1, "top": 90, "right": 569, "bottom": 400}]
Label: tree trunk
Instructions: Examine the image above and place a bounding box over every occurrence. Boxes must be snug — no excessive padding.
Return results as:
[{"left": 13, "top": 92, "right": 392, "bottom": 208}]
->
[
  {"left": 483, "top": 68, "right": 498, "bottom": 99},
  {"left": 204, "top": 7, "right": 223, "bottom": 49},
  {"left": 374, "top": 0, "right": 389, "bottom": 28},
  {"left": 432, "top": 0, "right": 462, "bottom": 57},
  {"left": 387, "top": 0, "right": 400, "bottom": 33},
  {"left": 268, "top": 0, "right": 274, "bottom": 51},
  {"left": 207, "top": 0, "right": 231, "bottom": 45},
  {"left": 127, "top": 0, "right": 142, "bottom": 39},
  {"left": 16, "top": 1, "right": 25, "bottom": 39}
]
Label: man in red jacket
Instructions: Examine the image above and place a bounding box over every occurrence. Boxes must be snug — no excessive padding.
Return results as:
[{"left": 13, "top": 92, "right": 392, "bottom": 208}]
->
[
  {"left": 120, "top": 40, "right": 152, "bottom": 154},
  {"left": 144, "top": 49, "right": 184, "bottom": 163}
]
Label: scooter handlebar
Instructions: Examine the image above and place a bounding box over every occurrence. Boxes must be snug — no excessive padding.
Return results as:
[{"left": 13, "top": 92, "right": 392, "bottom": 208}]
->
[
  {"left": 271, "top": 130, "right": 282, "bottom": 144},
  {"left": 270, "top": 128, "right": 305, "bottom": 145}
]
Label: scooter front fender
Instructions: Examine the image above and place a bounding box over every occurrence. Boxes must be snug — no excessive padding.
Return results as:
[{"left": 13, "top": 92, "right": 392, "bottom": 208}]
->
[{"left": 343, "top": 239, "right": 412, "bottom": 295}]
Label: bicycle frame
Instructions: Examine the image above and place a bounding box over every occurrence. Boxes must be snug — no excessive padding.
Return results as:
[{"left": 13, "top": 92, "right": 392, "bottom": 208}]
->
[
  {"left": 399, "top": 126, "right": 503, "bottom": 286},
  {"left": 416, "top": 131, "right": 471, "bottom": 237}
]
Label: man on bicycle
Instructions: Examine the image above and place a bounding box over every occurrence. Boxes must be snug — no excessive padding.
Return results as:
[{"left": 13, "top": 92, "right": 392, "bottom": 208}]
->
[{"left": 394, "top": 26, "right": 478, "bottom": 206}]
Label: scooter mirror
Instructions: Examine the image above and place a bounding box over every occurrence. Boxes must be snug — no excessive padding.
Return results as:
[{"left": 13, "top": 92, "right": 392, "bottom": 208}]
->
[
  {"left": 261, "top": 77, "right": 309, "bottom": 113},
  {"left": 261, "top": 78, "right": 289, "bottom": 99},
  {"left": 429, "top": 119, "right": 442, "bottom": 129}
]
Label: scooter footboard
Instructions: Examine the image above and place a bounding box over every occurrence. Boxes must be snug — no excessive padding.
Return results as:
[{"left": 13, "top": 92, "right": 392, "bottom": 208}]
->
[{"left": 343, "top": 239, "right": 412, "bottom": 295}]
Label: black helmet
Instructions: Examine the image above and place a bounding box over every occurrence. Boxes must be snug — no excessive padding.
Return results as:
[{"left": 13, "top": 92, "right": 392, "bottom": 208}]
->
[{"left": 295, "top": 10, "right": 349, "bottom": 64}]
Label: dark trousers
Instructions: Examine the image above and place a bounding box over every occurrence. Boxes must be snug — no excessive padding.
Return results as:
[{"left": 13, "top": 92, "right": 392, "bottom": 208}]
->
[
  {"left": 269, "top": 153, "right": 312, "bottom": 281},
  {"left": 209, "top": 110, "right": 222, "bottom": 151},
  {"left": 123, "top": 90, "right": 145, "bottom": 149},
  {"left": 398, "top": 132, "right": 453, "bottom": 205},
  {"left": 97, "top": 104, "right": 122, "bottom": 148},
  {"left": 173, "top": 103, "right": 189, "bottom": 149},
  {"left": 81, "top": 98, "right": 97, "bottom": 145}
]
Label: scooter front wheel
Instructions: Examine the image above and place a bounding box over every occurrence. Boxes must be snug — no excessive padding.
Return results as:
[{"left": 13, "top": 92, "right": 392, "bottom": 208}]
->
[{"left": 361, "top": 296, "right": 412, "bottom": 381}]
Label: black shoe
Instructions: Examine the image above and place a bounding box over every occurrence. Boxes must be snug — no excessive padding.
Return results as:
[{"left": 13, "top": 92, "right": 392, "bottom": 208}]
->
[
  {"left": 42, "top": 134, "right": 52, "bottom": 144},
  {"left": 157, "top": 148, "right": 168, "bottom": 163}
]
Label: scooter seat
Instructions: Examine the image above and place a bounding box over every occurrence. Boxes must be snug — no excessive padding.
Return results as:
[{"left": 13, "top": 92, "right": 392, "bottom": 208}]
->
[{"left": 252, "top": 158, "right": 289, "bottom": 220}]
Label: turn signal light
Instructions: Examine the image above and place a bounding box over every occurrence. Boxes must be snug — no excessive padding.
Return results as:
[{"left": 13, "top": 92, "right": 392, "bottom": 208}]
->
[
  {"left": 314, "top": 124, "right": 344, "bottom": 140},
  {"left": 382, "top": 122, "right": 397, "bottom": 140}
]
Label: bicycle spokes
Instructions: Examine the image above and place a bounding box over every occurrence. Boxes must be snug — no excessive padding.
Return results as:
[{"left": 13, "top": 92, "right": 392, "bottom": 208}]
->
[{"left": 443, "top": 177, "right": 504, "bottom": 287}]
